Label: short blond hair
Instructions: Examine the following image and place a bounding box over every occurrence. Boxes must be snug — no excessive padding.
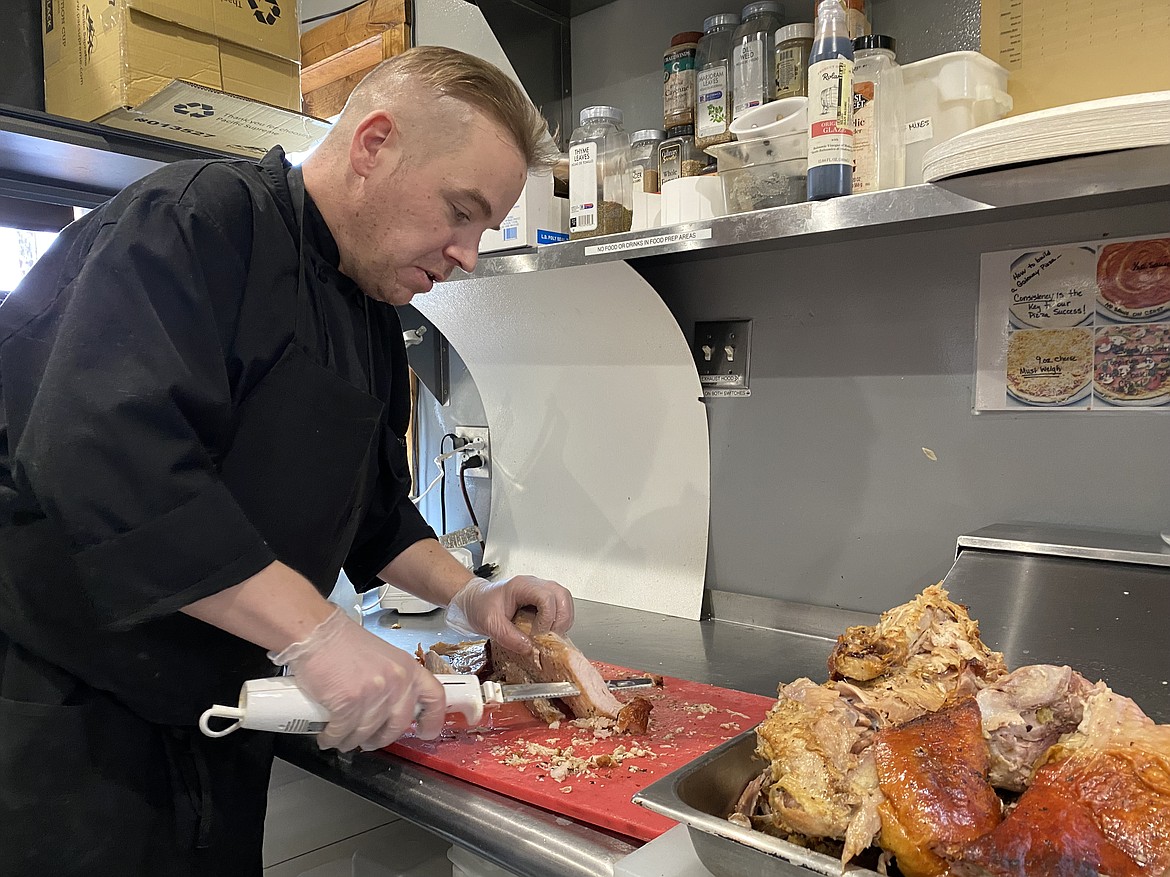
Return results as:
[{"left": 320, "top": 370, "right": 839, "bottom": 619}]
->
[{"left": 335, "top": 46, "right": 558, "bottom": 173}]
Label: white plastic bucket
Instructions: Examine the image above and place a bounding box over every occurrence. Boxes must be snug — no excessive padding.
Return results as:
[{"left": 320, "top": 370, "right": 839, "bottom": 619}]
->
[{"left": 900, "top": 51, "right": 1012, "bottom": 184}]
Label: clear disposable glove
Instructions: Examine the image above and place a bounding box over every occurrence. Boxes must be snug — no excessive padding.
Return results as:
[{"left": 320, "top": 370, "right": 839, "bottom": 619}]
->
[
  {"left": 444, "top": 575, "right": 574, "bottom": 654},
  {"left": 269, "top": 608, "right": 446, "bottom": 752}
]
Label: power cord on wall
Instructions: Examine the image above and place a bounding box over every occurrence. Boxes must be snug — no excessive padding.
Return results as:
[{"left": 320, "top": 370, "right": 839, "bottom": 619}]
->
[
  {"left": 458, "top": 454, "right": 496, "bottom": 579},
  {"left": 438, "top": 432, "right": 457, "bottom": 535}
]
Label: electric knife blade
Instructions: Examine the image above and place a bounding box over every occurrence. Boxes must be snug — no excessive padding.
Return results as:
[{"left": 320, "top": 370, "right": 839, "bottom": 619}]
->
[{"left": 494, "top": 676, "right": 656, "bottom": 703}]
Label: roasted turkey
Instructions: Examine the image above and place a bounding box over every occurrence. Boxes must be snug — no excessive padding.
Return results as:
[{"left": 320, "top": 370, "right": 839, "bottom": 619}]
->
[{"left": 734, "top": 584, "right": 1170, "bottom": 876}]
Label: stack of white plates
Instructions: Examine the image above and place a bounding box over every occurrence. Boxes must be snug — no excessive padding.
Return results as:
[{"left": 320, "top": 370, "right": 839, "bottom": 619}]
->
[{"left": 923, "top": 91, "right": 1170, "bottom": 182}]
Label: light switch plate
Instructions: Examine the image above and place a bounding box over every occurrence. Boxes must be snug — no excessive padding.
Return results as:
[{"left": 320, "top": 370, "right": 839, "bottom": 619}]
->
[{"left": 693, "top": 320, "right": 752, "bottom": 391}]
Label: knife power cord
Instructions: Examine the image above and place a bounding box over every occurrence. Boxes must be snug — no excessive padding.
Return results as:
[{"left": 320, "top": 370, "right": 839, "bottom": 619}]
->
[
  {"left": 438, "top": 432, "right": 457, "bottom": 534},
  {"left": 458, "top": 455, "right": 497, "bottom": 579},
  {"left": 411, "top": 437, "right": 483, "bottom": 507}
]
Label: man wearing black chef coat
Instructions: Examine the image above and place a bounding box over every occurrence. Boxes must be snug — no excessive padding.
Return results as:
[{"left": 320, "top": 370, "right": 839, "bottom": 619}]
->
[{"left": 0, "top": 46, "right": 571, "bottom": 876}]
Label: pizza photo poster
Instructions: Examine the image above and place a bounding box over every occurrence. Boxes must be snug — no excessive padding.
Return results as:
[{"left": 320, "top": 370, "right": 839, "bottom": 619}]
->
[{"left": 975, "top": 234, "right": 1170, "bottom": 411}]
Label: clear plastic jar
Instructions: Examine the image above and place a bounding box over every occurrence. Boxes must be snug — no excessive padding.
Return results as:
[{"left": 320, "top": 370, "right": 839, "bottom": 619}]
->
[
  {"left": 694, "top": 13, "right": 741, "bottom": 150},
  {"left": 630, "top": 129, "right": 666, "bottom": 194},
  {"left": 846, "top": 0, "right": 871, "bottom": 39},
  {"left": 659, "top": 125, "right": 711, "bottom": 187},
  {"left": 851, "top": 34, "right": 905, "bottom": 192},
  {"left": 568, "top": 106, "right": 633, "bottom": 239},
  {"left": 664, "top": 31, "right": 704, "bottom": 129},
  {"left": 731, "top": 1, "right": 785, "bottom": 122},
  {"left": 774, "top": 22, "right": 814, "bottom": 99}
]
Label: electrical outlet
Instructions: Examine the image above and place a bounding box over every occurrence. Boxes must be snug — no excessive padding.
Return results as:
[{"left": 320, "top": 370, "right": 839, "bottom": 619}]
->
[
  {"left": 693, "top": 320, "right": 752, "bottom": 389},
  {"left": 454, "top": 426, "right": 490, "bottom": 479}
]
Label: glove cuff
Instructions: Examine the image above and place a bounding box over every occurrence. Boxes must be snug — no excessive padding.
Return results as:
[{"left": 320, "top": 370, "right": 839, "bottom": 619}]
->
[
  {"left": 444, "top": 576, "right": 492, "bottom": 637},
  {"left": 268, "top": 605, "right": 348, "bottom": 667}
]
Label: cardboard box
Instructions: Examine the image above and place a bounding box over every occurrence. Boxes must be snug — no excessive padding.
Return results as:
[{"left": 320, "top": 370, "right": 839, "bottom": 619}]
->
[
  {"left": 980, "top": 0, "right": 1170, "bottom": 116},
  {"left": 42, "top": 0, "right": 302, "bottom": 122},
  {"left": 300, "top": 0, "right": 408, "bottom": 68},
  {"left": 98, "top": 80, "right": 330, "bottom": 159},
  {"left": 479, "top": 172, "right": 568, "bottom": 254},
  {"left": 300, "top": 0, "right": 409, "bottom": 119}
]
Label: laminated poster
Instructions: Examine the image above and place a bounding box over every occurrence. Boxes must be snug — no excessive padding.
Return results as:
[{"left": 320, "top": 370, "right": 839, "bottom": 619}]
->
[{"left": 975, "top": 234, "right": 1170, "bottom": 411}]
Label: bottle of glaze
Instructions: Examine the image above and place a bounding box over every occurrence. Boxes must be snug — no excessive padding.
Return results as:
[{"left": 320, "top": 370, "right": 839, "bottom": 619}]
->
[{"left": 806, "top": 0, "right": 854, "bottom": 200}]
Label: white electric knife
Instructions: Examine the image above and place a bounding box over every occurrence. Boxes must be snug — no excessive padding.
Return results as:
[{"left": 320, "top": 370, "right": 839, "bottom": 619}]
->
[{"left": 198, "top": 674, "right": 654, "bottom": 737}]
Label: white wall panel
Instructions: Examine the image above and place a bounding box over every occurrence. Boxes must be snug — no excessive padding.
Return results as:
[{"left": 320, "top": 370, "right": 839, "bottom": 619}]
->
[{"left": 413, "top": 262, "right": 710, "bottom": 620}]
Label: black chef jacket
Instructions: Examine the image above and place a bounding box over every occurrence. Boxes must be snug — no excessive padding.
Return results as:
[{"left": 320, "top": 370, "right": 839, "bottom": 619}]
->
[{"left": 0, "top": 148, "right": 436, "bottom": 725}]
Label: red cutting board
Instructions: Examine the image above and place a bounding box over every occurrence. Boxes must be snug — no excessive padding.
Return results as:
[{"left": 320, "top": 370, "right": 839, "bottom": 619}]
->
[{"left": 388, "top": 662, "right": 776, "bottom": 841}]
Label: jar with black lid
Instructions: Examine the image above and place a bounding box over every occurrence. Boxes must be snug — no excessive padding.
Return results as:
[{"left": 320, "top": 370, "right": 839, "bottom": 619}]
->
[{"left": 659, "top": 124, "right": 711, "bottom": 187}]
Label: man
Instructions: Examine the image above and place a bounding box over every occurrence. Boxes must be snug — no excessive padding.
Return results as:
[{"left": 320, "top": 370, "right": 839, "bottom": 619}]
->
[{"left": 0, "top": 46, "right": 570, "bottom": 875}]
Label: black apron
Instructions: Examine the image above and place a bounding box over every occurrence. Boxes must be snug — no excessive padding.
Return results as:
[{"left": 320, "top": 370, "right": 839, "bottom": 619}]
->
[{"left": 0, "top": 171, "right": 387, "bottom": 876}]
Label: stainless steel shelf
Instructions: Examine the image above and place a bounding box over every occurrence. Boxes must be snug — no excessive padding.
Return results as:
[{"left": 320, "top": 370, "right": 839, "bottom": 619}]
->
[
  {"left": 471, "top": 144, "right": 1170, "bottom": 278},
  {"left": 0, "top": 104, "right": 236, "bottom": 207}
]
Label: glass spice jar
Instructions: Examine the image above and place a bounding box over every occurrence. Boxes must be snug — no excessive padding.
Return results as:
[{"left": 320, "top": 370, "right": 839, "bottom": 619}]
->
[
  {"left": 845, "top": 0, "right": 871, "bottom": 39},
  {"left": 774, "top": 22, "right": 814, "bottom": 99},
  {"left": 694, "top": 13, "right": 741, "bottom": 150},
  {"left": 568, "top": 105, "right": 633, "bottom": 240},
  {"left": 630, "top": 129, "right": 666, "bottom": 194},
  {"left": 731, "top": 0, "right": 786, "bottom": 123},
  {"left": 659, "top": 124, "right": 711, "bottom": 187},
  {"left": 664, "top": 31, "right": 704, "bottom": 129}
]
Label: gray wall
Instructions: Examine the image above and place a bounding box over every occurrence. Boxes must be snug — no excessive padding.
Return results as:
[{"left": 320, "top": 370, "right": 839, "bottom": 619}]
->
[
  {"left": 635, "top": 202, "right": 1170, "bottom": 613},
  {"left": 570, "top": 0, "right": 978, "bottom": 135},
  {"left": 441, "top": 0, "right": 1169, "bottom": 615}
]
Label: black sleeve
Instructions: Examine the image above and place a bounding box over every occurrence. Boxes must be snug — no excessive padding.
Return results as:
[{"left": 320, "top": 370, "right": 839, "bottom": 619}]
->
[
  {"left": 343, "top": 305, "right": 436, "bottom": 591},
  {"left": 343, "top": 427, "right": 438, "bottom": 592},
  {"left": 4, "top": 180, "right": 276, "bottom": 629}
]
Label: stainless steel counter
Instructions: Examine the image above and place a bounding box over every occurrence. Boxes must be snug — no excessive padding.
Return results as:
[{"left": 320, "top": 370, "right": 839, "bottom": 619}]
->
[
  {"left": 277, "top": 598, "right": 842, "bottom": 877},
  {"left": 278, "top": 527, "right": 1170, "bottom": 876}
]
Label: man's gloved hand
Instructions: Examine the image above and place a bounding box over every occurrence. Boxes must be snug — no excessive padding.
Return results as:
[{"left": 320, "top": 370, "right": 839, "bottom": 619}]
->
[
  {"left": 269, "top": 608, "right": 446, "bottom": 752},
  {"left": 445, "top": 575, "right": 574, "bottom": 654}
]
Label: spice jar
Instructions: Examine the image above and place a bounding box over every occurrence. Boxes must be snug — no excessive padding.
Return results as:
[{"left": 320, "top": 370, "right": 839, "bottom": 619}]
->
[
  {"left": 851, "top": 34, "right": 905, "bottom": 192},
  {"left": 774, "top": 22, "right": 814, "bottom": 99},
  {"left": 659, "top": 125, "right": 711, "bottom": 187},
  {"left": 568, "top": 106, "right": 633, "bottom": 239},
  {"left": 731, "top": 0, "right": 786, "bottom": 123},
  {"left": 664, "top": 31, "right": 704, "bottom": 129},
  {"left": 630, "top": 129, "right": 666, "bottom": 194},
  {"left": 694, "top": 13, "right": 741, "bottom": 150},
  {"left": 845, "top": 0, "right": 871, "bottom": 39}
]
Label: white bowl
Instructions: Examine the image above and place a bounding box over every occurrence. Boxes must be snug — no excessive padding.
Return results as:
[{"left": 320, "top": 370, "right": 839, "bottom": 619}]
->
[{"left": 729, "top": 97, "right": 808, "bottom": 139}]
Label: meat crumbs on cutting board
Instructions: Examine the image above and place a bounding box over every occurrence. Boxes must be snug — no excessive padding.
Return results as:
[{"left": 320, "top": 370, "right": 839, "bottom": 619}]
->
[
  {"left": 489, "top": 716, "right": 660, "bottom": 784},
  {"left": 482, "top": 700, "right": 748, "bottom": 786}
]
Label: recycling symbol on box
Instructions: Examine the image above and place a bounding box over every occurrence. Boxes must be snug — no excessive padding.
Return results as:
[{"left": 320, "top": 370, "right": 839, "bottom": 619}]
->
[
  {"left": 173, "top": 102, "right": 215, "bottom": 119},
  {"left": 248, "top": 0, "right": 281, "bottom": 25}
]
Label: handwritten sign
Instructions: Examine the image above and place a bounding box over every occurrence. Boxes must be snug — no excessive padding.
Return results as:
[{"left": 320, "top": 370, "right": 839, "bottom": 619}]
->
[{"left": 1007, "top": 245, "right": 1096, "bottom": 329}]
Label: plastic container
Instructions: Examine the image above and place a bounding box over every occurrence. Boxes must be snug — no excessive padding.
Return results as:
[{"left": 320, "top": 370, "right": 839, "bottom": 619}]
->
[
  {"left": 664, "top": 31, "right": 704, "bottom": 129},
  {"left": 774, "top": 23, "right": 814, "bottom": 99},
  {"left": 851, "top": 34, "right": 905, "bottom": 192},
  {"left": 731, "top": 1, "right": 785, "bottom": 123},
  {"left": 629, "top": 129, "right": 665, "bottom": 193},
  {"left": 660, "top": 175, "right": 726, "bottom": 224},
  {"left": 448, "top": 846, "right": 520, "bottom": 877},
  {"left": 568, "top": 105, "right": 632, "bottom": 239},
  {"left": 706, "top": 131, "right": 808, "bottom": 213},
  {"left": 900, "top": 51, "right": 1012, "bottom": 185},
  {"left": 694, "top": 13, "right": 741, "bottom": 149}
]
